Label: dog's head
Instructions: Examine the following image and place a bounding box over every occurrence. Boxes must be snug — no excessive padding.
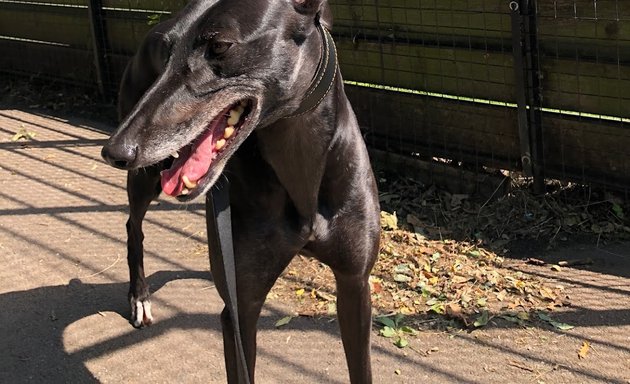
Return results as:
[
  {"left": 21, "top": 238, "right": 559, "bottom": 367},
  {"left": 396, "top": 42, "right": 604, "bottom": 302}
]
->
[{"left": 102, "top": 0, "right": 332, "bottom": 201}]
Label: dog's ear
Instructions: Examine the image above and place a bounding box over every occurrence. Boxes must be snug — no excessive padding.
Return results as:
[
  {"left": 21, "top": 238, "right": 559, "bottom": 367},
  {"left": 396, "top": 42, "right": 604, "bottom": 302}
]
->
[{"left": 293, "top": 0, "right": 332, "bottom": 29}]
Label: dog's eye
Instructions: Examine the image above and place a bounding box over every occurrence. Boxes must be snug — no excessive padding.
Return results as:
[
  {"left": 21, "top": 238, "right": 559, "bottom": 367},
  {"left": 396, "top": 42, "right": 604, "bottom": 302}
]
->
[{"left": 206, "top": 41, "right": 233, "bottom": 58}]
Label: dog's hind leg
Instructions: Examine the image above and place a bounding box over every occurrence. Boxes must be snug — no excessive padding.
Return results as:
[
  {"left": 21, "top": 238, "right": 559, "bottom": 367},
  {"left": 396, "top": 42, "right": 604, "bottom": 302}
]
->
[
  {"left": 335, "top": 271, "right": 374, "bottom": 384},
  {"left": 126, "top": 164, "right": 162, "bottom": 327},
  {"left": 307, "top": 214, "right": 379, "bottom": 383}
]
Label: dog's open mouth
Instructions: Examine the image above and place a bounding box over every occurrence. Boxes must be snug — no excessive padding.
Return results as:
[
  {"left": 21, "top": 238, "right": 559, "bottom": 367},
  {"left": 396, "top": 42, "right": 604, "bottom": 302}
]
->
[{"left": 160, "top": 99, "right": 252, "bottom": 199}]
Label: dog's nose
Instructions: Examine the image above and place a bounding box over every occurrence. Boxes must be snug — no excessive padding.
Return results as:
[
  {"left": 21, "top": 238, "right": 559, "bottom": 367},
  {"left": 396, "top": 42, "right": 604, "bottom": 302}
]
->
[{"left": 101, "top": 142, "right": 138, "bottom": 169}]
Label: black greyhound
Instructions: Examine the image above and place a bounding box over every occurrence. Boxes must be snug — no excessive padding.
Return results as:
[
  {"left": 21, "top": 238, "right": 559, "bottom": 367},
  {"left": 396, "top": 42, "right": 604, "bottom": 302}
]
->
[{"left": 101, "top": 0, "right": 380, "bottom": 382}]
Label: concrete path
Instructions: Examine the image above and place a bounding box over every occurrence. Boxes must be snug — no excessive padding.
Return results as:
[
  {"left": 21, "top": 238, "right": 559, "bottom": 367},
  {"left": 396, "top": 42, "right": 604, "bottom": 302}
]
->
[{"left": 1, "top": 108, "right": 629, "bottom": 383}]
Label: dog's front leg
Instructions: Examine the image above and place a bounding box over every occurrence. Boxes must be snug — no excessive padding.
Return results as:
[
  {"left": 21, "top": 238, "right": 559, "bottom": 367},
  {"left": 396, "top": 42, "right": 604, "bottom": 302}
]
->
[
  {"left": 126, "top": 164, "right": 162, "bottom": 327},
  {"left": 206, "top": 195, "right": 297, "bottom": 383}
]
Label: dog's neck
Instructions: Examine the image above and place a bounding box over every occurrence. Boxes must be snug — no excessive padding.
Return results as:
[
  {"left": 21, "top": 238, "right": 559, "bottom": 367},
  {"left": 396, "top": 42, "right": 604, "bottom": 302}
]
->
[
  {"left": 256, "top": 76, "right": 346, "bottom": 222},
  {"left": 285, "top": 23, "right": 338, "bottom": 118}
]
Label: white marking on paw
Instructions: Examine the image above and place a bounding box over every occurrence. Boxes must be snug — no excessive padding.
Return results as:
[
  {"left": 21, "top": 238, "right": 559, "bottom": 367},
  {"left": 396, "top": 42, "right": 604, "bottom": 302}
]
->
[
  {"left": 132, "top": 299, "right": 144, "bottom": 327},
  {"left": 142, "top": 300, "right": 153, "bottom": 325},
  {"left": 130, "top": 298, "right": 153, "bottom": 327}
]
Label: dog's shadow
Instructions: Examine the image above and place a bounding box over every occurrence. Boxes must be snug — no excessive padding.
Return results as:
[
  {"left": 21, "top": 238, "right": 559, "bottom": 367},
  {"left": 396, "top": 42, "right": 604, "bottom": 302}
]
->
[
  {"left": 0, "top": 270, "right": 216, "bottom": 383},
  {"left": 0, "top": 270, "right": 350, "bottom": 383}
]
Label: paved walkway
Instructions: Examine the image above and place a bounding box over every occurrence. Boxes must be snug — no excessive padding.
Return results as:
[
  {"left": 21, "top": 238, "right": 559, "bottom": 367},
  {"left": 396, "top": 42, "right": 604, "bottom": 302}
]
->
[{"left": 0, "top": 108, "right": 629, "bottom": 383}]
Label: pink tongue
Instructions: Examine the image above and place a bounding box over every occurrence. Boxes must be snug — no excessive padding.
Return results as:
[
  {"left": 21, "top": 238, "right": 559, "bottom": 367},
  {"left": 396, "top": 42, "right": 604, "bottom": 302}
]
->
[{"left": 161, "top": 130, "right": 216, "bottom": 196}]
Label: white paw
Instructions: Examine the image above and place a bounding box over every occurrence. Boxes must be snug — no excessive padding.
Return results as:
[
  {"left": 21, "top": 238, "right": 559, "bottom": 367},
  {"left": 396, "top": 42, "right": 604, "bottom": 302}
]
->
[{"left": 130, "top": 297, "right": 153, "bottom": 327}]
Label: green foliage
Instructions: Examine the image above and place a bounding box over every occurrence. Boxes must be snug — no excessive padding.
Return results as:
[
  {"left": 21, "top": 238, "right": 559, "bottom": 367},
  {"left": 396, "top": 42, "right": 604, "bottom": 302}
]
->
[
  {"left": 147, "top": 14, "right": 161, "bottom": 26},
  {"left": 375, "top": 314, "right": 417, "bottom": 349}
]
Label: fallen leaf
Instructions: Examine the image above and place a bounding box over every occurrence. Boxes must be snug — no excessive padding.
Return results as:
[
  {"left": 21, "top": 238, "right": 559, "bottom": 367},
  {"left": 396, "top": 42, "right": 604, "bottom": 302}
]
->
[
  {"left": 429, "top": 302, "right": 446, "bottom": 315},
  {"left": 426, "top": 347, "right": 439, "bottom": 355},
  {"left": 525, "top": 258, "right": 546, "bottom": 266},
  {"left": 375, "top": 316, "right": 396, "bottom": 329},
  {"left": 400, "top": 326, "right": 418, "bottom": 335},
  {"left": 394, "top": 263, "right": 412, "bottom": 274},
  {"left": 550, "top": 265, "right": 562, "bottom": 272},
  {"left": 399, "top": 306, "right": 414, "bottom": 315},
  {"left": 468, "top": 250, "right": 481, "bottom": 258},
  {"left": 537, "top": 312, "right": 574, "bottom": 330},
  {"left": 369, "top": 276, "right": 383, "bottom": 294},
  {"left": 612, "top": 204, "right": 624, "bottom": 219},
  {"left": 380, "top": 326, "right": 397, "bottom": 338},
  {"left": 275, "top": 316, "right": 294, "bottom": 328},
  {"left": 558, "top": 259, "right": 593, "bottom": 267},
  {"left": 394, "top": 369, "right": 401, "bottom": 375},
  {"left": 314, "top": 290, "right": 336, "bottom": 302},
  {"left": 380, "top": 211, "right": 398, "bottom": 230},
  {"left": 394, "top": 274, "right": 412, "bottom": 283},
  {"left": 499, "top": 314, "right": 526, "bottom": 326},
  {"left": 539, "top": 287, "right": 557, "bottom": 300},
  {"left": 11, "top": 128, "right": 36, "bottom": 142},
  {"left": 394, "top": 337, "right": 409, "bottom": 348},
  {"left": 295, "top": 288, "right": 305, "bottom": 297},
  {"left": 578, "top": 341, "right": 590, "bottom": 359},
  {"left": 451, "top": 275, "right": 471, "bottom": 284},
  {"left": 516, "top": 311, "right": 529, "bottom": 321},
  {"left": 473, "top": 311, "right": 489, "bottom": 327},
  {"left": 446, "top": 303, "right": 463, "bottom": 319},
  {"left": 552, "top": 321, "right": 574, "bottom": 331}
]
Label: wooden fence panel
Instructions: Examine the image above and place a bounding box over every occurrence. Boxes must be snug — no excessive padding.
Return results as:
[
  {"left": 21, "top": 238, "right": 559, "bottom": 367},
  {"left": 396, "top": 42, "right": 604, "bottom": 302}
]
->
[
  {"left": 104, "top": 13, "right": 156, "bottom": 55},
  {"left": 337, "top": 38, "right": 516, "bottom": 102},
  {"left": 542, "top": 58, "right": 630, "bottom": 119},
  {"left": 102, "top": 0, "right": 185, "bottom": 12},
  {"left": 345, "top": 86, "right": 521, "bottom": 170},
  {"left": 542, "top": 114, "right": 630, "bottom": 189},
  {"left": 1, "top": 0, "right": 630, "bottom": 189},
  {"left": 0, "top": 2, "right": 91, "bottom": 48},
  {"left": 0, "top": 39, "right": 95, "bottom": 83},
  {"left": 331, "top": 0, "right": 512, "bottom": 48},
  {"left": 537, "top": 0, "right": 630, "bottom": 62}
]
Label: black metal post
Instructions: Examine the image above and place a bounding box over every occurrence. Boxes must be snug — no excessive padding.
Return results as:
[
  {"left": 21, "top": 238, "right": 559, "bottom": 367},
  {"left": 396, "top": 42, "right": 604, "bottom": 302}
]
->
[
  {"left": 510, "top": 0, "right": 545, "bottom": 194},
  {"left": 87, "top": 0, "right": 111, "bottom": 100}
]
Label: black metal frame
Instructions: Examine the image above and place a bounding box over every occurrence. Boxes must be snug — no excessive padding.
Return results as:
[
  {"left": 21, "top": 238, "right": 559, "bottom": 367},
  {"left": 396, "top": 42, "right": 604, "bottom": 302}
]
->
[
  {"left": 510, "top": 0, "right": 545, "bottom": 193},
  {"left": 87, "top": 0, "right": 112, "bottom": 100}
]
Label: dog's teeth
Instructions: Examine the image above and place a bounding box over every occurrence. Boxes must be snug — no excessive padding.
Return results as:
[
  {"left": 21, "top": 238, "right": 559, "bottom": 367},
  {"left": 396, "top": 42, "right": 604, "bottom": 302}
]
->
[
  {"left": 224, "top": 126, "right": 235, "bottom": 139},
  {"left": 227, "top": 109, "right": 241, "bottom": 126},
  {"left": 181, "top": 175, "right": 197, "bottom": 189},
  {"left": 171, "top": 151, "right": 179, "bottom": 158},
  {"left": 215, "top": 139, "right": 226, "bottom": 150},
  {"left": 235, "top": 105, "right": 245, "bottom": 114},
  {"left": 239, "top": 100, "right": 247, "bottom": 107},
  {"left": 180, "top": 188, "right": 190, "bottom": 196}
]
